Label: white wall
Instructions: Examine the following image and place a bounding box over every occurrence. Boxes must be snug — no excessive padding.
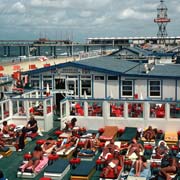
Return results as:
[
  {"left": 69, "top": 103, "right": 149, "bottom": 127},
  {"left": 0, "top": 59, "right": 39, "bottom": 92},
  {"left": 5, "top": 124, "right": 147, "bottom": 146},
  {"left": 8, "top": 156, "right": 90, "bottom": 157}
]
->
[
  {"left": 135, "top": 79, "right": 147, "bottom": 99},
  {"left": 163, "top": 80, "right": 176, "bottom": 100},
  {"left": 177, "top": 80, "right": 180, "bottom": 100},
  {"left": 107, "top": 80, "right": 119, "bottom": 99},
  {"left": 94, "top": 80, "right": 105, "bottom": 98}
]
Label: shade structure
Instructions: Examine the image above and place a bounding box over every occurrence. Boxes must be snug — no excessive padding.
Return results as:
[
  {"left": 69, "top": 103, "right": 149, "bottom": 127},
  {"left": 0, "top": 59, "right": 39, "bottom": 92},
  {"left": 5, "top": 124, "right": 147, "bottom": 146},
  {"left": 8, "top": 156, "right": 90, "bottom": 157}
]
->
[
  {"left": 13, "top": 65, "right": 21, "bottom": 71},
  {"left": 0, "top": 65, "right": 4, "bottom": 71}
]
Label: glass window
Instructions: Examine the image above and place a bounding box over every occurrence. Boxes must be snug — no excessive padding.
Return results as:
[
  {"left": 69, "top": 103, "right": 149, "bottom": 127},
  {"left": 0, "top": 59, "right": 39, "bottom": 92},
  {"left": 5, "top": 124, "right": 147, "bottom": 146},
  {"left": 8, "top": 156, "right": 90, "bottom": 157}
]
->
[
  {"left": 31, "top": 80, "right": 40, "bottom": 89},
  {"left": 122, "top": 80, "right": 133, "bottom": 97},
  {"left": 149, "top": 80, "right": 161, "bottom": 97},
  {"left": 95, "top": 76, "right": 104, "bottom": 80},
  {"left": 81, "top": 80, "right": 91, "bottom": 96},
  {"left": 108, "top": 76, "right": 118, "bottom": 80}
]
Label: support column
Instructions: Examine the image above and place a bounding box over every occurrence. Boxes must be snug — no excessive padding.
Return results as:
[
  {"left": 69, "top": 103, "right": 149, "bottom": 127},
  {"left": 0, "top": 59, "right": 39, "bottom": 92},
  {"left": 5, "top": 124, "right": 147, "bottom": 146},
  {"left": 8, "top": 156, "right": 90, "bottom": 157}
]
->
[
  {"left": 7, "top": 46, "right": 10, "bottom": 57},
  {"left": 19, "top": 46, "right": 22, "bottom": 56},
  {"left": 37, "top": 46, "right": 41, "bottom": 56},
  {"left": 3, "top": 46, "right": 7, "bottom": 56}
]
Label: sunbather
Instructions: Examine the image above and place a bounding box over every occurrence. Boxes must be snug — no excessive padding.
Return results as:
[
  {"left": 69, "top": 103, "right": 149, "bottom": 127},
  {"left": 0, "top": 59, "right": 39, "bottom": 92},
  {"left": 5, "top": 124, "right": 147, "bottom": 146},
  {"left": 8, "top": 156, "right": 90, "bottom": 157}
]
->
[
  {"left": 100, "top": 139, "right": 120, "bottom": 160},
  {"left": 41, "top": 137, "right": 56, "bottom": 154},
  {"left": 21, "top": 145, "right": 43, "bottom": 173},
  {"left": 133, "top": 155, "right": 147, "bottom": 177},
  {"left": 126, "top": 138, "right": 144, "bottom": 158},
  {"left": 102, "top": 150, "right": 123, "bottom": 177},
  {"left": 143, "top": 126, "right": 157, "bottom": 141},
  {"left": 159, "top": 157, "right": 178, "bottom": 180},
  {"left": 155, "top": 140, "right": 169, "bottom": 157}
]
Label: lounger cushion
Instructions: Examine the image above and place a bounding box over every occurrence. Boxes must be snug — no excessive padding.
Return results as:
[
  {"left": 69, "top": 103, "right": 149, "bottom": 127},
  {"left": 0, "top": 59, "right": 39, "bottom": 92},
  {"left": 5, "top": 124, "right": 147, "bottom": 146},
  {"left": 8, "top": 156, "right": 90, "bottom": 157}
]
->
[
  {"left": 99, "top": 126, "right": 118, "bottom": 141},
  {"left": 118, "top": 127, "right": 137, "bottom": 141},
  {"left": 71, "top": 161, "right": 95, "bottom": 176},
  {"left": 45, "top": 159, "right": 69, "bottom": 173}
]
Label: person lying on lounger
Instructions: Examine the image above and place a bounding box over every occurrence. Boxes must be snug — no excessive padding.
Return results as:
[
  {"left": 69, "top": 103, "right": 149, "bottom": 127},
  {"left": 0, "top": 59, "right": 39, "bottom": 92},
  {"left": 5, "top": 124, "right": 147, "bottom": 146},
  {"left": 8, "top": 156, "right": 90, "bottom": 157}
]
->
[
  {"left": 126, "top": 138, "right": 144, "bottom": 158},
  {"left": 55, "top": 135, "right": 78, "bottom": 154},
  {"left": 142, "top": 126, "right": 157, "bottom": 141},
  {"left": 78, "top": 133, "right": 100, "bottom": 156},
  {"left": 159, "top": 157, "right": 178, "bottom": 180},
  {"left": 133, "top": 155, "right": 147, "bottom": 177},
  {"left": 155, "top": 140, "right": 169, "bottom": 158},
  {"left": 21, "top": 145, "right": 43, "bottom": 173},
  {"left": 102, "top": 150, "right": 123, "bottom": 178},
  {"left": 100, "top": 139, "right": 120, "bottom": 160},
  {"left": 41, "top": 137, "right": 56, "bottom": 154}
]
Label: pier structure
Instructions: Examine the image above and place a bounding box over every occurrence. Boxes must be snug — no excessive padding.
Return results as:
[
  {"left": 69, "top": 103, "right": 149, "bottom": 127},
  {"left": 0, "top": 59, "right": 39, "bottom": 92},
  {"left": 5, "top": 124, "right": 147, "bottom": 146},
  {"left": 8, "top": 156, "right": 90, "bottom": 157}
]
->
[
  {"left": 154, "top": 0, "right": 171, "bottom": 44},
  {"left": 0, "top": 39, "right": 116, "bottom": 57}
]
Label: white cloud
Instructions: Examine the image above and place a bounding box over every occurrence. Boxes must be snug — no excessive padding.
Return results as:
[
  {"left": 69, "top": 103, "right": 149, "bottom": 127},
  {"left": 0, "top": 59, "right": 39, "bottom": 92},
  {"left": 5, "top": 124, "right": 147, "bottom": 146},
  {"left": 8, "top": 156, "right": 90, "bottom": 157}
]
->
[
  {"left": 12, "top": 2, "right": 26, "bottom": 13},
  {"left": 119, "top": 8, "right": 152, "bottom": 20},
  {"left": 80, "top": 11, "right": 92, "bottom": 18}
]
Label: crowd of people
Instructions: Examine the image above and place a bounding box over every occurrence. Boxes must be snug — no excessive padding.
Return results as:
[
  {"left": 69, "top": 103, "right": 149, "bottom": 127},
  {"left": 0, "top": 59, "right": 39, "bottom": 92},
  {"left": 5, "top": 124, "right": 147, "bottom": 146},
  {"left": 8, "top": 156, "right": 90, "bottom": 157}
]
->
[{"left": 1, "top": 117, "right": 180, "bottom": 179}]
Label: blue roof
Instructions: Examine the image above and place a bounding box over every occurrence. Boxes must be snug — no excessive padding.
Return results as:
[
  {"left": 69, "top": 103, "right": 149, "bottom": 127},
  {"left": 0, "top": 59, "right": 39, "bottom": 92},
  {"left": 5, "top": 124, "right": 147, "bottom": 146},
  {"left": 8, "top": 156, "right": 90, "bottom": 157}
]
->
[
  {"left": 23, "top": 56, "right": 180, "bottom": 79},
  {"left": 115, "top": 46, "right": 175, "bottom": 57}
]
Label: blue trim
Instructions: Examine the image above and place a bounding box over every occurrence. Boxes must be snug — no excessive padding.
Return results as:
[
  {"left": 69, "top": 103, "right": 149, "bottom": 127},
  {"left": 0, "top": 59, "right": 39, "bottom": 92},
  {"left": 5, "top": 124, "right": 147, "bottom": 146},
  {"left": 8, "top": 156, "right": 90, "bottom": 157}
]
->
[
  {"left": 119, "top": 76, "right": 121, "bottom": 99},
  {"left": 161, "top": 80, "right": 163, "bottom": 100},
  {"left": 40, "top": 74, "right": 43, "bottom": 89},
  {"left": 147, "top": 79, "right": 149, "bottom": 98},
  {"left": 133, "top": 79, "right": 135, "bottom": 97},
  {"left": 92, "top": 75, "right": 94, "bottom": 98},
  {"left": 105, "top": 75, "right": 107, "bottom": 98},
  {"left": 175, "top": 80, "right": 177, "bottom": 101},
  {"left": 78, "top": 75, "right": 80, "bottom": 98}
]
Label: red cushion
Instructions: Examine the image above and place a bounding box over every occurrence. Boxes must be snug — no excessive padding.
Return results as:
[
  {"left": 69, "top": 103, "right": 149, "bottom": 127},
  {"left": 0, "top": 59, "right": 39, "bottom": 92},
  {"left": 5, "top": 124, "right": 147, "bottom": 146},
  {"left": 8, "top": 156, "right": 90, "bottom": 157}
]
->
[
  {"left": 24, "top": 153, "right": 32, "bottom": 160},
  {"left": 36, "top": 139, "right": 46, "bottom": 145},
  {"left": 48, "top": 154, "right": 59, "bottom": 160},
  {"left": 98, "top": 128, "right": 104, "bottom": 133},
  {"left": 78, "top": 141, "right": 85, "bottom": 147},
  {"left": 39, "top": 177, "right": 52, "bottom": 180},
  {"left": 144, "top": 145, "right": 153, "bottom": 150},
  {"left": 70, "top": 158, "right": 81, "bottom": 164},
  {"left": 151, "top": 162, "right": 158, "bottom": 168},
  {"left": 54, "top": 130, "right": 63, "bottom": 136},
  {"left": 101, "top": 166, "right": 122, "bottom": 178},
  {"left": 171, "top": 145, "right": 178, "bottom": 150},
  {"left": 96, "top": 159, "right": 105, "bottom": 165}
]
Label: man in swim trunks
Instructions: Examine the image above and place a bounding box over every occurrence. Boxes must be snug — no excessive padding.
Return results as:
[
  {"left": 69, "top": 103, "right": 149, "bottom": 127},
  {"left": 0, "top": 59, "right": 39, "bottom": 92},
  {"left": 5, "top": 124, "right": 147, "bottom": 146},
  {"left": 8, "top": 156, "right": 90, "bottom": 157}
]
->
[
  {"left": 22, "top": 145, "right": 43, "bottom": 173},
  {"left": 159, "top": 157, "right": 178, "bottom": 180}
]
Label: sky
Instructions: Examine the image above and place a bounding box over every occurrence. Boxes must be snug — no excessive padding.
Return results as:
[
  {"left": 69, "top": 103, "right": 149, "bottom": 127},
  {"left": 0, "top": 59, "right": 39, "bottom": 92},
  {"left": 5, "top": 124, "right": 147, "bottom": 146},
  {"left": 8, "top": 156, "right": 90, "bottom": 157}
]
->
[{"left": 0, "top": 0, "right": 179, "bottom": 42}]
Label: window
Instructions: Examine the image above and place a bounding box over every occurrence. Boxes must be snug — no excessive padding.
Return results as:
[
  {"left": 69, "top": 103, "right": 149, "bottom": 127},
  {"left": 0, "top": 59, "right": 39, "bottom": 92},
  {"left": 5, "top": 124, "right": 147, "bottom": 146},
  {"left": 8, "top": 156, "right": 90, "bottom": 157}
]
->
[
  {"left": 149, "top": 80, "right": 161, "bottom": 97},
  {"left": 31, "top": 80, "right": 40, "bottom": 89},
  {"left": 81, "top": 80, "right": 91, "bottom": 96},
  {"left": 122, "top": 80, "right": 133, "bottom": 97},
  {"left": 43, "top": 80, "right": 52, "bottom": 89},
  {"left": 95, "top": 76, "right": 104, "bottom": 80},
  {"left": 108, "top": 76, "right": 118, "bottom": 80}
]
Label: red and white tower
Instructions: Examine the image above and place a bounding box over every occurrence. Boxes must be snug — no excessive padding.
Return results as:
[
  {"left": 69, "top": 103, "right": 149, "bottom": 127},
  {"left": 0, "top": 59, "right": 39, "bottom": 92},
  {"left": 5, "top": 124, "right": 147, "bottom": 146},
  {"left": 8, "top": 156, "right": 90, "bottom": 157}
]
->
[{"left": 154, "top": 0, "right": 170, "bottom": 43}]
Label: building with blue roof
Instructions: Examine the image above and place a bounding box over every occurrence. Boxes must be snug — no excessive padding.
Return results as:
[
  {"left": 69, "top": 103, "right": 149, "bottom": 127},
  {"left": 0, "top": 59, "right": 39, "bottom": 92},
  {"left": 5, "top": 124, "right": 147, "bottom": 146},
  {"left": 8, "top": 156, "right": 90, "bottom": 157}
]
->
[{"left": 20, "top": 54, "right": 180, "bottom": 131}]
